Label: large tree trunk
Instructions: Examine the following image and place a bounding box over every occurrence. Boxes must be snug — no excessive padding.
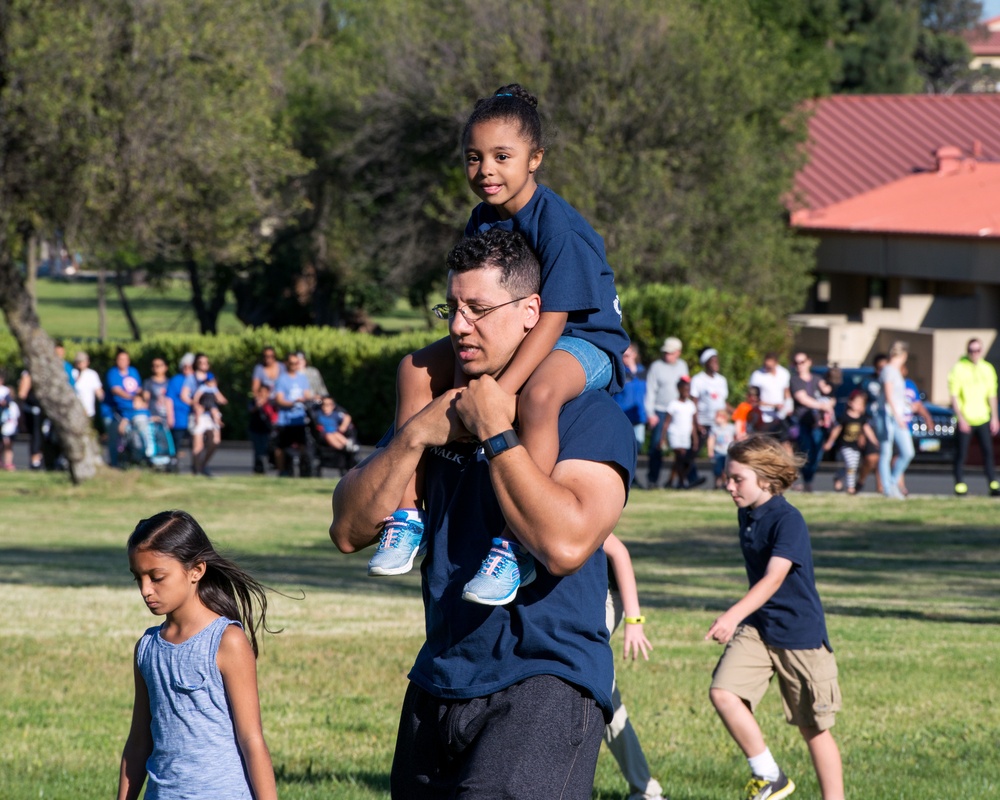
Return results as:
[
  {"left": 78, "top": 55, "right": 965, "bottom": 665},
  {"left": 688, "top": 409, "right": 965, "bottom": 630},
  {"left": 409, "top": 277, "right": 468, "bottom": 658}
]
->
[
  {"left": 186, "top": 254, "right": 216, "bottom": 335},
  {"left": 97, "top": 265, "right": 108, "bottom": 340},
  {"left": 0, "top": 249, "right": 106, "bottom": 483},
  {"left": 115, "top": 267, "right": 142, "bottom": 340},
  {"left": 25, "top": 234, "right": 39, "bottom": 314}
]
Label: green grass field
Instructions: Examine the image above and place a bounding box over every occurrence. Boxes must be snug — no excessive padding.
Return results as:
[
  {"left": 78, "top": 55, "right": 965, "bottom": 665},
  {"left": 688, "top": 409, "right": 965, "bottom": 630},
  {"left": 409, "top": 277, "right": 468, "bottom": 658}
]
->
[
  {"left": 1, "top": 473, "right": 998, "bottom": 799},
  {"left": 31, "top": 277, "right": 431, "bottom": 341},
  {"left": 32, "top": 277, "right": 247, "bottom": 340}
]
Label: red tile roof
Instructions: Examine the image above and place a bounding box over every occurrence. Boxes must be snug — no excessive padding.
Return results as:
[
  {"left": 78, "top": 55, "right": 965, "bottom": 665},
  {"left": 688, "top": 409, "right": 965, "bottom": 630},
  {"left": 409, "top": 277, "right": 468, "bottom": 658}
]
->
[
  {"left": 964, "top": 29, "right": 1000, "bottom": 55},
  {"left": 791, "top": 157, "right": 1000, "bottom": 238},
  {"left": 964, "top": 15, "right": 1000, "bottom": 55},
  {"left": 792, "top": 95, "right": 1000, "bottom": 211}
]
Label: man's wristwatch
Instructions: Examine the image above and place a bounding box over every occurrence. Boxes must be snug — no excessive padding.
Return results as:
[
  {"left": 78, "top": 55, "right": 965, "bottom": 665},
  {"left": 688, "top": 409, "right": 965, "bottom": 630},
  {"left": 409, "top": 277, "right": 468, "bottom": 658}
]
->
[{"left": 482, "top": 429, "right": 521, "bottom": 460}]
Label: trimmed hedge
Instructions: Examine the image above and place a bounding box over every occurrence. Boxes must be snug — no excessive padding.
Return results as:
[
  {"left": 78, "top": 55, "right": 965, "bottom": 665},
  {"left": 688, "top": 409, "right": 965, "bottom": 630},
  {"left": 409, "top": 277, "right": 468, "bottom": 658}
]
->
[
  {"left": 619, "top": 283, "right": 791, "bottom": 398},
  {"left": 0, "top": 326, "right": 442, "bottom": 443},
  {"left": 1, "top": 283, "right": 791, "bottom": 441}
]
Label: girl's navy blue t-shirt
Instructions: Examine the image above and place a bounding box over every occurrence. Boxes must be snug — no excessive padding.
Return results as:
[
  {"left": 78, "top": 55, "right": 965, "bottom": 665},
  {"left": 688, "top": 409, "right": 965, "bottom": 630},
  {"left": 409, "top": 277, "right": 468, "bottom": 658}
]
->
[{"left": 466, "top": 185, "right": 630, "bottom": 394}]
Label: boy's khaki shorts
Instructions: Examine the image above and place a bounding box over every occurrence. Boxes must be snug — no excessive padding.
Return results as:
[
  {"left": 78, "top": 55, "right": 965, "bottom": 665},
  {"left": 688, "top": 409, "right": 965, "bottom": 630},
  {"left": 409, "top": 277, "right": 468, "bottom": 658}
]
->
[{"left": 711, "top": 624, "right": 841, "bottom": 730}]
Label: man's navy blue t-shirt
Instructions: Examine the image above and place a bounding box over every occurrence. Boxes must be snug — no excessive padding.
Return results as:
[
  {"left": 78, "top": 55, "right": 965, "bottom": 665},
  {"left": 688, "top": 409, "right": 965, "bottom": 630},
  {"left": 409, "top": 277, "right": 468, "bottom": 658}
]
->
[
  {"left": 466, "top": 185, "right": 630, "bottom": 394},
  {"left": 399, "top": 390, "right": 636, "bottom": 722},
  {"left": 738, "top": 495, "right": 832, "bottom": 651}
]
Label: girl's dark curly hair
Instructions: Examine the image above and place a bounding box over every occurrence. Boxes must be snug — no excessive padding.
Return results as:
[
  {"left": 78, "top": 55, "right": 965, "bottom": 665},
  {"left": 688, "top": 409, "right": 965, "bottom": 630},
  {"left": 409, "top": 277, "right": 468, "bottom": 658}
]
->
[{"left": 462, "top": 83, "right": 544, "bottom": 153}]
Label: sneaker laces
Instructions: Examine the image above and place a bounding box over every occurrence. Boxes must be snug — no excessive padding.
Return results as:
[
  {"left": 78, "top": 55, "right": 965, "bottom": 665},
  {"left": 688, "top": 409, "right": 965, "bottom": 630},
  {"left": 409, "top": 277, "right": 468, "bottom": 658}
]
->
[
  {"left": 742, "top": 776, "right": 768, "bottom": 800},
  {"left": 377, "top": 516, "right": 408, "bottom": 550},
  {"left": 476, "top": 543, "right": 513, "bottom": 578}
]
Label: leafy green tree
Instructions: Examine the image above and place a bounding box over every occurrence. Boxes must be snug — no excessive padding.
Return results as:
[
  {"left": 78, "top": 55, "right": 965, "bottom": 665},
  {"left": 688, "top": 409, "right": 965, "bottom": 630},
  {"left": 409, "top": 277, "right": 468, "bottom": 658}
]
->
[
  {"left": 264, "top": 0, "right": 517, "bottom": 328},
  {"left": 272, "top": 0, "right": 825, "bottom": 326},
  {"left": 915, "top": 0, "right": 984, "bottom": 93},
  {"left": 540, "top": 0, "right": 818, "bottom": 311},
  {"left": 82, "top": 0, "right": 310, "bottom": 335},
  {"left": 1, "top": 2, "right": 111, "bottom": 481},
  {"left": 747, "top": 0, "right": 844, "bottom": 98},
  {"left": 620, "top": 283, "right": 790, "bottom": 394},
  {"left": 0, "top": 0, "right": 309, "bottom": 481},
  {"left": 832, "top": 0, "right": 924, "bottom": 92}
]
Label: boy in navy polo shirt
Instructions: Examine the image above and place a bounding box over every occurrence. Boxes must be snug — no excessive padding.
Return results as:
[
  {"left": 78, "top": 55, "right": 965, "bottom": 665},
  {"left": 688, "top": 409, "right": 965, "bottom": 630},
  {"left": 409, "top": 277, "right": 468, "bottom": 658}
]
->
[{"left": 706, "top": 435, "right": 843, "bottom": 800}]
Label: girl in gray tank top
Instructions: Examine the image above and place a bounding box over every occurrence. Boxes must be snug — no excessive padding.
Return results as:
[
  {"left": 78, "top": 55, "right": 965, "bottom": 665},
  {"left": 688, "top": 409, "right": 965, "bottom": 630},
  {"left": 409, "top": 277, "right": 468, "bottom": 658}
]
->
[{"left": 117, "top": 510, "right": 277, "bottom": 800}]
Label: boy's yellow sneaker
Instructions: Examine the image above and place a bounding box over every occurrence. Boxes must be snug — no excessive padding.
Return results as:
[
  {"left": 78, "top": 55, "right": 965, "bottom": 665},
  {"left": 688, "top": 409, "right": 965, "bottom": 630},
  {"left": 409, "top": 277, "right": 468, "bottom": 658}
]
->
[{"left": 743, "top": 770, "right": 795, "bottom": 800}]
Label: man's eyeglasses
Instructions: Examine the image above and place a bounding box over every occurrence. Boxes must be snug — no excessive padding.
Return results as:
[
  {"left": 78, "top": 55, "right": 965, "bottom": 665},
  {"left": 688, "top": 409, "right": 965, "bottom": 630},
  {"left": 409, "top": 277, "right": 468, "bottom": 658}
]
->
[
  {"left": 432, "top": 297, "right": 528, "bottom": 323},
  {"left": 969, "top": 348, "right": 982, "bottom": 354},
  {"left": 793, "top": 359, "right": 808, "bottom": 366}
]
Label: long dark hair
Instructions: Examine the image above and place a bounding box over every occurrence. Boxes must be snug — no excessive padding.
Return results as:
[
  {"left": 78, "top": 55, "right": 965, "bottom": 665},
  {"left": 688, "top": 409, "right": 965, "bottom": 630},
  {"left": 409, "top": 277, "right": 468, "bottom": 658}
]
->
[{"left": 127, "top": 510, "right": 273, "bottom": 657}]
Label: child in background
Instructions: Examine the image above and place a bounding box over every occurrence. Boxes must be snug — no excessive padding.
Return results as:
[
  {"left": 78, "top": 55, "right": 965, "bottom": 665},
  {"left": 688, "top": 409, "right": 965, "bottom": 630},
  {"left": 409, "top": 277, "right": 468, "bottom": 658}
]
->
[
  {"left": 117, "top": 510, "right": 277, "bottom": 800},
  {"left": 707, "top": 436, "right": 844, "bottom": 800},
  {"left": 193, "top": 377, "right": 225, "bottom": 431},
  {"left": 603, "top": 533, "right": 666, "bottom": 800},
  {"left": 316, "top": 395, "right": 359, "bottom": 453},
  {"left": 707, "top": 407, "right": 737, "bottom": 489},
  {"left": 119, "top": 394, "right": 151, "bottom": 438},
  {"left": 0, "top": 368, "right": 20, "bottom": 471},
  {"left": 369, "top": 83, "right": 630, "bottom": 607},
  {"left": 143, "top": 357, "right": 175, "bottom": 430},
  {"left": 732, "top": 386, "right": 764, "bottom": 440},
  {"left": 823, "top": 389, "right": 876, "bottom": 494},
  {"left": 661, "top": 376, "right": 698, "bottom": 489}
]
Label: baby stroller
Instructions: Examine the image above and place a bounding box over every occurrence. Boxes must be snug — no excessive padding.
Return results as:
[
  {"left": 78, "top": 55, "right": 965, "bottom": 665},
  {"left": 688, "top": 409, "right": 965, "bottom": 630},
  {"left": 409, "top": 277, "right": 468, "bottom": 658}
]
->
[
  {"left": 118, "top": 416, "right": 178, "bottom": 472},
  {"left": 145, "top": 418, "right": 179, "bottom": 472}
]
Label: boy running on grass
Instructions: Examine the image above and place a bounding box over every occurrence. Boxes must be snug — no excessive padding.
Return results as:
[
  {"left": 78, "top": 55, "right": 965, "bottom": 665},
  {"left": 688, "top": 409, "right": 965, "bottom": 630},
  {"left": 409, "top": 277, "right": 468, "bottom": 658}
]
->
[{"left": 707, "top": 435, "right": 844, "bottom": 800}]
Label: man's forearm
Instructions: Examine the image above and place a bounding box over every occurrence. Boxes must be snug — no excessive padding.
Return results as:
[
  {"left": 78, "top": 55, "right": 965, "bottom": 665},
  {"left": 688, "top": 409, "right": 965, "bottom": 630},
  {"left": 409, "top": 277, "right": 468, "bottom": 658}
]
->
[
  {"left": 454, "top": 375, "right": 628, "bottom": 575},
  {"left": 331, "top": 388, "right": 464, "bottom": 553},
  {"left": 330, "top": 431, "right": 423, "bottom": 553},
  {"left": 488, "top": 449, "right": 626, "bottom": 576}
]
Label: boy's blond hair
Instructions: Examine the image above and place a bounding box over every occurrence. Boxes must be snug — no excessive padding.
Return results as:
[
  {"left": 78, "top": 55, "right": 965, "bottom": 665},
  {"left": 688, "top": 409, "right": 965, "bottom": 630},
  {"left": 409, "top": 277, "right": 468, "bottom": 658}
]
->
[{"left": 726, "top": 435, "right": 804, "bottom": 495}]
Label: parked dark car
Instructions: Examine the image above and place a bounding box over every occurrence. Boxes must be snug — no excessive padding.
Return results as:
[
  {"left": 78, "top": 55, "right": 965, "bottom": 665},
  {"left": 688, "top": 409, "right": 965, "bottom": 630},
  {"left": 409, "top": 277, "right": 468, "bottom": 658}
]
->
[{"left": 813, "top": 366, "right": 957, "bottom": 463}]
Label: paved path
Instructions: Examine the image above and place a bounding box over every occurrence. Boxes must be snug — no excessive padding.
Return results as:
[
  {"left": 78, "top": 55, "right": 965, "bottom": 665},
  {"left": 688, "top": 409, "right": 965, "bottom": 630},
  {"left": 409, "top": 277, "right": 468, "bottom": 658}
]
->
[{"left": 9, "top": 437, "right": 999, "bottom": 498}]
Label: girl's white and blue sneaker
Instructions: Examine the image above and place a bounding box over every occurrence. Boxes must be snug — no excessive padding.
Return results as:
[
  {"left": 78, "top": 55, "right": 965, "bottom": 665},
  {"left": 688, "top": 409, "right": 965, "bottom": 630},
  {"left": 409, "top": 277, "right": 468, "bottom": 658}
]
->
[
  {"left": 461, "top": 537, "right": 536, "bottom": 606},
  {"left": 367, "top": 510, "right": 426, "bottom": 576}
]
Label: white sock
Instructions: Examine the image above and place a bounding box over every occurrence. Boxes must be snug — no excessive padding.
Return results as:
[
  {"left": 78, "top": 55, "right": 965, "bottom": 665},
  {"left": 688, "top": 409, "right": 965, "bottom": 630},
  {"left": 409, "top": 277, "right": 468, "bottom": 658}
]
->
[
  {"left": 400, "top": 508, "right": 424, "bottom": 523},
  {"left": 747, "top": 748, "right": 780, "bottom": 781}
]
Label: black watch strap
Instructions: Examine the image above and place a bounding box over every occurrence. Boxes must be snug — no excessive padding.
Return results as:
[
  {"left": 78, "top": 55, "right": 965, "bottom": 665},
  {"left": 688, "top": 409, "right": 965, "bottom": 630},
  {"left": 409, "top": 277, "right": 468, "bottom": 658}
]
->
[{"left": 482, "top": 429, "right": 521, "bottom": 459}]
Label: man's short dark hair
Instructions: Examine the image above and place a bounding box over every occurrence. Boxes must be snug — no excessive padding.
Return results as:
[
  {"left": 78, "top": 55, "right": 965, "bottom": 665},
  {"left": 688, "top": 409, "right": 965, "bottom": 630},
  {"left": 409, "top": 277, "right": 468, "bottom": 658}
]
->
[{"left": 447, "top": 229, "right": 540, "bottom": 299}]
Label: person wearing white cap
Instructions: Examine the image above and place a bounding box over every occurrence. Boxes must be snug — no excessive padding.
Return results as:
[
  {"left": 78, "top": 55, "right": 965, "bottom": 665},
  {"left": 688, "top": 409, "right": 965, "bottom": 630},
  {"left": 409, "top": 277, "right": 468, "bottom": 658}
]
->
[
  {"left": 691, "top": 347, "right": 729, "bottom": 476},
  {"left": 644, "top": 337, "right": 688, "bottom": 488}
]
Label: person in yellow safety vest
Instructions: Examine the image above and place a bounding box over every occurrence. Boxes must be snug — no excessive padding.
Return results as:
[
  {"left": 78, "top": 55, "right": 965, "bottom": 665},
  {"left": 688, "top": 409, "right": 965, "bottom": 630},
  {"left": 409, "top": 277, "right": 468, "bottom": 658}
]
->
[{"left": 948, "top": 338, "right": 999, "bottom": 496}]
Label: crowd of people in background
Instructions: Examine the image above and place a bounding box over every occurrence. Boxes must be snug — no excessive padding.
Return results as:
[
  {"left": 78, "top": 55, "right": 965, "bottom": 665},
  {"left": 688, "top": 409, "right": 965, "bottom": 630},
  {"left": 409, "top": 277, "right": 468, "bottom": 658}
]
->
[
  {"left": 0, "top": 343, "right": 357, "bottom": 478},
  {"left": 0, "top": 336, "right": 995, "bottom": 496},
  {"left": 627, "top": 336, "right": 999, "bottom": 500}
]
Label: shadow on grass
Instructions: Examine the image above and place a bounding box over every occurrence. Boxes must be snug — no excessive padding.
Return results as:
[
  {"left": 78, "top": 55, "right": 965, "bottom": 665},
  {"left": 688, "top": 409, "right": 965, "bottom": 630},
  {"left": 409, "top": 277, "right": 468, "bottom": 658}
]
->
[
  {"left": 622, "top": 526, "right": 1000, "bottom": 625},
  {"left": 274, "top": 764, "right": 390, "bottom": 793},
  {"left": 3, "top": 523, "right": 999, "bottom": 622},
  {"left": 0, "top": 543, "right": 422, "bottom": 600}
]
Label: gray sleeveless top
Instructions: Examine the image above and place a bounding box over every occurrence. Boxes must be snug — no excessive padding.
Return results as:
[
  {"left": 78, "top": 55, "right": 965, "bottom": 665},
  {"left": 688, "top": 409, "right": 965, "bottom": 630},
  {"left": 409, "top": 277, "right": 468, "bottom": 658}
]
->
[{"left": 137, "top": 616, "right": 253, "bottom": 799}]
